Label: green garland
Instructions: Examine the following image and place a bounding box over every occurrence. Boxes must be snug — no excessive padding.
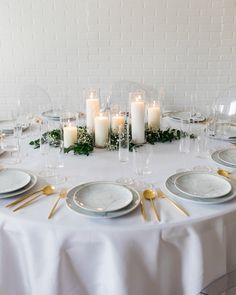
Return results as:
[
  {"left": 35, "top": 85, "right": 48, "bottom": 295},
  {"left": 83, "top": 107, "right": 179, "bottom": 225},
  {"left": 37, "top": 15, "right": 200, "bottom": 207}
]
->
[{"left": 30, "top": 126, "right": 194, "bottom": 156}]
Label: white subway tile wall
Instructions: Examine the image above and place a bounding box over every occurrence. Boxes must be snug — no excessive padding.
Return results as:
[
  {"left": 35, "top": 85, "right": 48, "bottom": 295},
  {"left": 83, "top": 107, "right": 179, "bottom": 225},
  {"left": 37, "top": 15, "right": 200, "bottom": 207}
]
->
[{"left": 0, "top": 0, "right": 236, "bottom": 116}]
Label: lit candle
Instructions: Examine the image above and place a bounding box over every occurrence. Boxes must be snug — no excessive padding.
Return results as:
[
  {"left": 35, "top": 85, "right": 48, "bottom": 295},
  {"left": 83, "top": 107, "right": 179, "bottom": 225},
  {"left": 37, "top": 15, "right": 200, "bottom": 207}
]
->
[
  {"left": 131, "top": 95, "right": 145, "bottom": 144},
  {"left": 148, "top": 101, "right": 160, "bottom": 130},
  {"left": 94, "top": 113, "right": 109, "bottom": 148},
  {"left": 111, "top": 114, "right": 125, "bottom": 133},
  {"left": 86, "top": 92, "right": 100, "bottom": 133},
  {"left": 63, "top": 124, "right": 77, "bottom": 148}
]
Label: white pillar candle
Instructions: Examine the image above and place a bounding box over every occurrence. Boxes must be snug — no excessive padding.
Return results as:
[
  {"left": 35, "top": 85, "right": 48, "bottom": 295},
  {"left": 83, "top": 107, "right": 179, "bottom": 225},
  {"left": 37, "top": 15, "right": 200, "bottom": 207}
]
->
[
  {"left": 131, "top": 96, "right": 145, "bottom": 144},
  {"left": 94, "top": 114, "right": 109, "bottom": 148},
  {"left": 111, "top": 114, "right": 125, "bottom": 133},
  {"left": 148, "top": 101, "right": 160, "bottom": 130},
  {"left": 63, "top": 125, "right": 77, "bottom": 148},
  {"left": 86, "top": 93, "right": 100, "bottom": 133}
]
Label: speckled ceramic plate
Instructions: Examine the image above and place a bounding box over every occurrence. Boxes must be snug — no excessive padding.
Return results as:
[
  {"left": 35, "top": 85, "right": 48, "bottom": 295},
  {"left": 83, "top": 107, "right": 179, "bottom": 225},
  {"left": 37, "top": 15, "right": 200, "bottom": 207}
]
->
[
  {"left": 218, "top": 148, "right": 236, "bottom": 166},
  {"left": 66, "top": 182, "right": 140, "bottom": 218},
  {"left": 165, "top": 172, "right": 236, "bottom": 204},
  {"left": 0, "top": 169, "right": 31, "bottom": 194},
  {"left": 74, "top": 182, "right": 133, "bottom": 213},
  {"left": 174, "top": 171, "right": 232, "bottom": 199}
]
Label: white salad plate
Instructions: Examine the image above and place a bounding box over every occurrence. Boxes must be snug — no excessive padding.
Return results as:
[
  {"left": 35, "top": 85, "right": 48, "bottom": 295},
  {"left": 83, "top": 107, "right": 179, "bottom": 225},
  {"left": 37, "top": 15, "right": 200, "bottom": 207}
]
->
[
  {"left": 211, "top": 150, "right": 236, "bottom": 169},
  {"left": 174, "top": 171, "right": 232, "bottom": 199},
  {"left": 74, "top": 182, "right": 133, "bottom": 213},
  {"left": 169, "top": 111, "right": 205, "bottom": 123},
  {"left": 0, "top": 169, "right": 31, "bottom": 194},
  {"left": 66, "top": 182, "right": 140, "bottom": 218},
  {"left": 218, "top": 148, "right": 236, "bottom": 166},
  {"left": 165, "top": 172, "right": 236, "bottom": 204},
  {"left": 0, "top": 170, "right": 37, "bottom": 198}
]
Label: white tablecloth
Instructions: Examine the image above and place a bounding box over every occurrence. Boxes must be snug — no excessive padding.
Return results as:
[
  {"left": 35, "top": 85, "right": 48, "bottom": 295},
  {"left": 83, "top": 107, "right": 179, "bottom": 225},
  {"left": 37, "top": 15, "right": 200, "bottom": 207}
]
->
[{"left": 0, "top": 129, "right": 236, "bottom": 295}]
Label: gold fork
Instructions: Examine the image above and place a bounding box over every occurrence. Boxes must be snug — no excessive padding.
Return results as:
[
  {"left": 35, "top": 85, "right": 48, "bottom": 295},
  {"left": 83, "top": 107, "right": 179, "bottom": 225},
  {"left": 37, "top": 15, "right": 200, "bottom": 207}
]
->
[
  {"left": 48, "top": 188, "right": 67, "bottom": 219},
  {"left": 157, "top": 189, "right": 189, "bottom": 217}
]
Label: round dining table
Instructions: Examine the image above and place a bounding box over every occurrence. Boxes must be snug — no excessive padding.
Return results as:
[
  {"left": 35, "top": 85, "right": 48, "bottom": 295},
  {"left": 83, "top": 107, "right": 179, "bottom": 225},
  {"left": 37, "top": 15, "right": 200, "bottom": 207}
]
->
[{"left": 0, "top": 126, "right": 236, "bottom": 295}]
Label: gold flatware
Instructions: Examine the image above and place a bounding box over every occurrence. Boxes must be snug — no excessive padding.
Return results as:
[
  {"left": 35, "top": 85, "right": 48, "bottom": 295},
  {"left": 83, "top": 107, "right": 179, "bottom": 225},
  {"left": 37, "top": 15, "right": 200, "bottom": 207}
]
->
[
  {"left": 13, "top": 185, "right": 55, "bottom": 212},
  {"left": 157, "top": 189, "right": 189, "bottom": 217},
  {"left": 143, "top": 189, "right": 160, "bottom": 222},
  {"left": 48, "top": 188, "right": 67, "bottom": 219},
  {"left": 140, "top": 192, "right": 147, "bottom": 221},
  {"left": 217, "top": 169, "right": 236, "bottom": 182},
  {"left": 6, "top": 185, "right": 53, "bottom": 208}
]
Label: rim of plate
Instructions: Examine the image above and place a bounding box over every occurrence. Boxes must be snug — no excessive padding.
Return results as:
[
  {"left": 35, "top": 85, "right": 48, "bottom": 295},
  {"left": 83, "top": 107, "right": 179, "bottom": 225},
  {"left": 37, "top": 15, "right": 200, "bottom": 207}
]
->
[
  {"left": 165, "top": 171, "right": 236, "bottom": 205},
  {"left": 174, "top": 171, "right": 232, "bottom": 199},
  {"left": 0, "top": 169, "right": 37, "bottom": 198},
  {"left": 74, "top": 181, "right": 133, "bottom": 213},
  {"left": 66, "top": 183, "right": 140, "bottom": 218}
]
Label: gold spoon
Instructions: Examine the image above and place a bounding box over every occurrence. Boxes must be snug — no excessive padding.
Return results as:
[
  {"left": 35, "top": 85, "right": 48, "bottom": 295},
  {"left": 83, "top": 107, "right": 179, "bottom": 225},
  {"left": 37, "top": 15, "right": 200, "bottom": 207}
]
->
[
  {"left": 5, "top": 185, "right": 54, "bottom": 208},
  {"left": 157, "top": 189, "right": 190, "bottom": 217},
  {"left": 217, "top": 169, "right": 236, "bottom": 182},
  {"left": 143, "top": 189, "right": 160, "bottom": 222},
  {"left": 13, "top": 185, "right": 55, "bottom": 212},
  {"left": 48, "top": 188, "right": 67, "bottom": 219}
]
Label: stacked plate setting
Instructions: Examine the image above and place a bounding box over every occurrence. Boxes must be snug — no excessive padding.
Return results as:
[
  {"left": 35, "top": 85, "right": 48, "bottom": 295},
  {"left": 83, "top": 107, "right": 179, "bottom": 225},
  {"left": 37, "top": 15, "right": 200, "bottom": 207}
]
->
[
  {"left": 165, "top": 171, "right": 236, "bottom": 204},
  {"left": 0, "top": 121, "right": 29, "bottom": 135},
  {"left": 0, "top": 168, "right": 37, "bottom": 199},
  {"left": 211, "top": 148, "right": 236, "bottom": 170},
  {"left": 66, "top": 181, "right": 141, "bottom": 218},
  {"left": 167, "top": 111, "right": 205, "bottom": 123}
]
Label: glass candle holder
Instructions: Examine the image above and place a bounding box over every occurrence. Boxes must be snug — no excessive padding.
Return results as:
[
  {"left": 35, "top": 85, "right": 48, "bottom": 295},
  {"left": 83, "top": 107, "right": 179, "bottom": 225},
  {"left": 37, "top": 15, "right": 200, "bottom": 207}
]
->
[
  {"left": 147, "top": 100, "right": 161, "bottom": 130},
  {"left": 60, "top": 113, "right": 77, "bottom": 149},
  {"left": 84, "top": 88, "right": 100, "bottom": 134},
  {"left": 94, "top": 111, "right": 109, "bottom": 148},
  {"left": 129, "top": 90, "right": 145, "bottom": 144}
]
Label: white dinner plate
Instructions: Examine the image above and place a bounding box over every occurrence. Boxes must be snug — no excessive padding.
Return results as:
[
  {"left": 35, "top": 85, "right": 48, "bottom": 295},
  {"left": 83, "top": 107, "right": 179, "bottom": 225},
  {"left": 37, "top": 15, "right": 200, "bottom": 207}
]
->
[
  {"left": 0, "top": 170, "right": 37, "bottom": 198},
  {"left": 0, "top": 169, "right": 31, "bottom": 194},
  {"left": 165, "top": 172, "right": 236, "bottom": 204},
  {"left": 66, "top": 183, "right": 140, "bottom": 218},
  {"left": 169, "top": 111, "right": 205, "bottom": 123},
  {"left": 74, "top": 182, "right": 133, "bottom": 212},
  {"left": 174, "top": 171, "right": 232, "bottom": 199},
  {"left": 211, "top": 150, "right": 236, "bottom": 169},
  {"left": 218, "top": 149, "right": 236, "bottom": 166}
]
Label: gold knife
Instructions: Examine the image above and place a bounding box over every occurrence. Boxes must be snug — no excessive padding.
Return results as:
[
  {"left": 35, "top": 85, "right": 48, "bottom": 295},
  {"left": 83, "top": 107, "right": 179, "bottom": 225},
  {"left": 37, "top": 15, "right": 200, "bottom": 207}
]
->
[{"left": 140, "top": 193, "right": 147, "bottom": 221}]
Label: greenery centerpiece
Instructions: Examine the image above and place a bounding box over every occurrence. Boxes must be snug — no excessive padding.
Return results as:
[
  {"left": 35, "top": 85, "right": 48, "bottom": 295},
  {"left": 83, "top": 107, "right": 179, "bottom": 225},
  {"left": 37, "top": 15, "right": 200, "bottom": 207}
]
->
[{"left": 30, "top": 125, "right": 193, "bottom": 156}]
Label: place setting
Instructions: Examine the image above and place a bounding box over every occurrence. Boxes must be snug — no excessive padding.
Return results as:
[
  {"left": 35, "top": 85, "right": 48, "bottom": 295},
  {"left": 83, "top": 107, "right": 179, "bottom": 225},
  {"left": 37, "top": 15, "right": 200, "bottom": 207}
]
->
[
  {"left": 0, "top": 167, "right": 58, "bottom": 214},
  {"left": 211, "top": 147, "right": 236, "bottom": 173},
  {"left": 66, "top": 181, "right": 141, "bottom": 219},
  {"left": 164, "top": 170, "right": 236, "bottom": 205}
]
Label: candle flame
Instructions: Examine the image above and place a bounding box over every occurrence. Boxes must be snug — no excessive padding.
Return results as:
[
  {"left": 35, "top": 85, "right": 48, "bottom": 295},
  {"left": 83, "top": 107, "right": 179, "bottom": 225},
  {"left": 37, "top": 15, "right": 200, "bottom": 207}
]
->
[{"left": 135, "top": 95, "right": 142, "bottom": 102}]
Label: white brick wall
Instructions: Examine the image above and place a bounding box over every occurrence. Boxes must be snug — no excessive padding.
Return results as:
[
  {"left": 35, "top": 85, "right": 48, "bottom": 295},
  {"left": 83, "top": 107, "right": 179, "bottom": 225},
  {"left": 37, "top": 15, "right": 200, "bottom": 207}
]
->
[{"left": 0, "top": 0, "right": 236, "bottom": 116}]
